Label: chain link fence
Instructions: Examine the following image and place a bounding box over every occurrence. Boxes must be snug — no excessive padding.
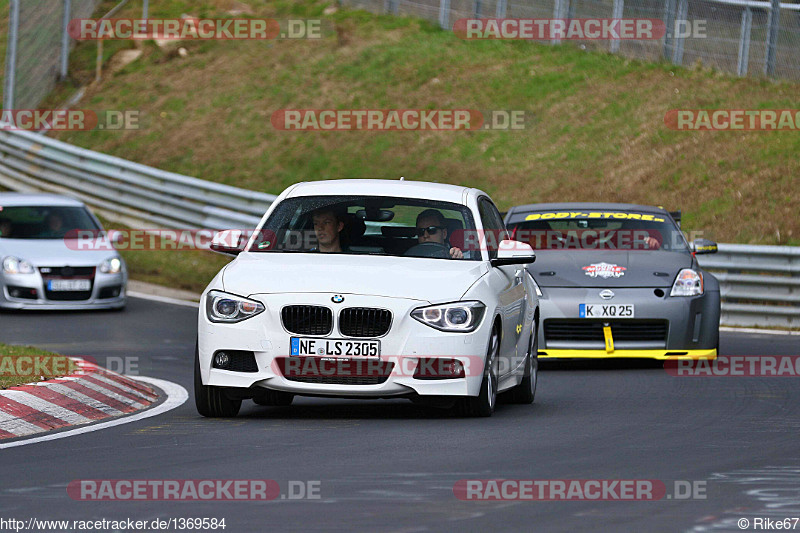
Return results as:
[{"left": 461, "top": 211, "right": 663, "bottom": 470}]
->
[
  {"left": 2, "top": 0, "right": 101, "bottom": 111},
  {"left": 342, "top": 0, "right": 800, "bottom": 80}
]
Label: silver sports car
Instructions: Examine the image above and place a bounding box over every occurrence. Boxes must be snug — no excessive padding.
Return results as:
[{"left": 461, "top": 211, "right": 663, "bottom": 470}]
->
[
  {"left": 504, "top": 203, "right": 719, "bottom": 360},
  {"left": 0, "top": 193, "right": 127, "bottom": 310}
]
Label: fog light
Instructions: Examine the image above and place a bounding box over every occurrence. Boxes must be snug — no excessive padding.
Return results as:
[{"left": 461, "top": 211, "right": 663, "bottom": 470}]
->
[
  {"left": 214, "top": 351, "right": 230, "bottom": 369},
  {"left": 414, "top": 358, "right": 466, "bottom": 380}
]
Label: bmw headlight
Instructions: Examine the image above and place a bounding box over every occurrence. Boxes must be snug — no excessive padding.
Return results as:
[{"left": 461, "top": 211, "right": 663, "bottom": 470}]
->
[
  {"left": 670, "top": 269, "right": 703, "bottom": 297},
  {"left": 2, "top": 256, "right": 34, "bottom": 275},
  {"left": 206, "top": 290, "right": 265, "bottom": 323},
  {"left": 99, "top": 256, "right": 122, "bottom": 274},
  {"left": 411, "top": 301, "right": 486, "bottom": 332}
]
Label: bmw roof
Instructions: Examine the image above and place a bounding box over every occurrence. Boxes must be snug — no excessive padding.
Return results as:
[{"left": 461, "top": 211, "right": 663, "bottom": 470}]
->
[{"left": 285, "top": 179, "right": 486, "bottom": 204}]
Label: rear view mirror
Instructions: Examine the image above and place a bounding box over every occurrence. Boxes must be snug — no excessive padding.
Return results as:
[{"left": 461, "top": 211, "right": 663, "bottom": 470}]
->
[
  {"left": 211, "top": 230, "right": 245, "bottom": 256},
  {"left": 692, "top": 238, "right": 718, "bottom": 254},
  {"left": 491, "top": 240, "right": 536, "bottom": 267}
]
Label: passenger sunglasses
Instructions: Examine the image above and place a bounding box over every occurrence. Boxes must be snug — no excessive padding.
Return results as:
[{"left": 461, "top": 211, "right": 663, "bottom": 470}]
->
[{"left": 416, "top": 226, "right": 445, "bottom": 237}]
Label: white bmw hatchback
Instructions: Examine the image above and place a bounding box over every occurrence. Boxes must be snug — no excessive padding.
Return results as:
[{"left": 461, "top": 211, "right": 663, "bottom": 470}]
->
[{"left": 195, "top": 179, "right": 539, "bottom": 417}]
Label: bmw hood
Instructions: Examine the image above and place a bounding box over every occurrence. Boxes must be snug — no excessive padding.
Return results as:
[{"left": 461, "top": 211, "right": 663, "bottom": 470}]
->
[
  {"left": 221, "top": 252, "right": 488, "bottom": 303},
  {"left": 528, "top": 250, "right": 693, "bottom": 288},
  {"left": 0, "top": 239, "right": 119, "bottom": 266}
]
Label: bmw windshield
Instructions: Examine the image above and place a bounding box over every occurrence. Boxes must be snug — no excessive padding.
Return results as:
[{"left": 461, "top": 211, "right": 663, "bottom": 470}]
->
[{"left": 248, "top": 195, "right": 480, "bottom": 260}]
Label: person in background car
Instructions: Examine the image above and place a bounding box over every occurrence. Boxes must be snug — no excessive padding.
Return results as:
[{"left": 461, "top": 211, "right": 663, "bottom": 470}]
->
[
  {"left": 415, "top": 209, "right": 463, "bottom": 259},
  {"left": 0, "top": 218, "right": 11, "bottom": 238}
]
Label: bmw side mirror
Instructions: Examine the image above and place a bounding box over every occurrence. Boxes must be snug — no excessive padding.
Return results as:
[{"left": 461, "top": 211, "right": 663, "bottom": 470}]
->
[
  {"left": 491, "top": 240, "right": 536, "bottom": 267},
  {"left": 210, "top": 230, "right": 245, "bottom": 256},
  {"left": 692, "top": 238, "right": 718, "bottom": 254}
]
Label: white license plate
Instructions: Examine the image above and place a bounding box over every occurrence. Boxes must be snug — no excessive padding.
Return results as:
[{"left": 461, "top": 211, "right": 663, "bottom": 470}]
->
[
  {"left": 290, "top": 337, "right": 380, "bottom": 357},
  {"left": 579, "top": 303, "right": 634, "bottom": 318},
  {"left": 47, "top": 279, "right": 91, "bottom": 292}
]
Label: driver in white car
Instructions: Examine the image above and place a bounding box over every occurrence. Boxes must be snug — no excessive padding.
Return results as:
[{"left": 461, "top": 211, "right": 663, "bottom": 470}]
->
[{"left": 415, "top": 209, "right": 463, "bottom": 259}]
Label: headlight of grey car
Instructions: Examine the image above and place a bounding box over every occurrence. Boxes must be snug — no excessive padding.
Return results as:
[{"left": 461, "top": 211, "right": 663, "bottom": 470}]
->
[
  {"left": 206, "top": 290, "right": 265, "bottom": 323},
  {"left": 670, "top": 268, "right": 703, "bottom": 297},
  {"left": 411, "top": 301, "right": 486, "bottom": 332},
  {"left": 99, "top": 257, "right": 123, "bottom": 274},
  {"left": 2, "top": 256, "right": 35, "bottom": 275}
]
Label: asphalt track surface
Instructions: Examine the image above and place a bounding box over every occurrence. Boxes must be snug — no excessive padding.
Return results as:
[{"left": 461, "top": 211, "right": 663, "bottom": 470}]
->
[{"left": 1, "top": 296, "right": 799, "bottom": 532}]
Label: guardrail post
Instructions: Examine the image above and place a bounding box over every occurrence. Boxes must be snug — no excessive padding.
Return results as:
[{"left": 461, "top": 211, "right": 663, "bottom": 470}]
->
[
  {"left": 496, "top": 0, "right": 507, "bottom": 18},
  {"left": 3, "top": 0, "right": 20, "bottom": 110},
  {"left": 610, "top": 0, "right": 624, "bottom": 53},
  {"left": 737, "top": 7, "right": 752, "bottom": 76},
  {"left": 60, "top": 0, "right": 72, "bottom": 80},
  {"left": 764, "top": 0, "right": 780, "bottom": 76},
  {"left": 663, "top": 0, "right": 677, "bottom": 61},
  {"left": 672, "top": 0, "right": 688, "bottom": 64},
  {"left": 142, "top": 0, "right": 149, "bottom": 19},
  {"left": 552, "top": 0, "right": 564, "bottom": 44},
  {"left": 474, "top": 0, "right": 482, "bottom": 19},
  {"left": 438, "top": 0, "right": 451, "bottom": 29}
]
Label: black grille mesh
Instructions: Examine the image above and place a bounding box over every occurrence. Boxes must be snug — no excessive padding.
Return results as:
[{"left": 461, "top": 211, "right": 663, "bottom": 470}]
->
[
  {"left": 281, "top": 305, "right": 333, "bottom": 335},
  {"left": 544, "top": 320, "right": 668, "bottom": 343},
  {"left": 339, "top": 308, "right": 392, "bottom": 337}
]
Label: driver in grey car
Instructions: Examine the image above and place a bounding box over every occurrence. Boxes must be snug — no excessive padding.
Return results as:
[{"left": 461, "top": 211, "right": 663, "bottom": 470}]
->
[{"left": 415, "top": 209, "right": 463, "bottom": 259}]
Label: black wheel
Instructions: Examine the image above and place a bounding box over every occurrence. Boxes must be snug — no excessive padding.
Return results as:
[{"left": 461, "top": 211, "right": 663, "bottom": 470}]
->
[
  {"left": 507, "top": 332, "right": 538, "bottom": 405},
  {"left": 194, "top": 344, "right": 241, "bottom": 418},
  {"left": 460, "top": 326, "right": 500, "bottom": 417},
  {"left": 253, "top": 391, "right": 294, "bottom": 406}
]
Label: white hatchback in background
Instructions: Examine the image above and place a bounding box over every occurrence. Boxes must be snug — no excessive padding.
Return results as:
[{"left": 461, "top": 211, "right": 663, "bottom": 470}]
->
[
  {"left": 0, "top": 193, "right": 127, "bottom": 310},
  {"left": 195, "top": 179, "right": 539, "bottom": 417}
]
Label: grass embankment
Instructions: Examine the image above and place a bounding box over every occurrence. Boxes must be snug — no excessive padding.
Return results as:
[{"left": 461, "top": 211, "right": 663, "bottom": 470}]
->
[
  {"left": 0, "top": 344, "right": 77, "bottom": 389},
  {"left": 32, "top": 0, "right": 800, "bottom": 291}
]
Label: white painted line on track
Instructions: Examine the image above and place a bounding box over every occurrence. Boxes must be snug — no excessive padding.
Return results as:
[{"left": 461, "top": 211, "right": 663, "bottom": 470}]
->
[
  {"left": 128, "top": 291, "right": 199, "bottom": 308},
  {"left": 720, "top": 326, "right": 800, "bottom": 336},
  {"left": 0, "top": 377, "right": 188, "bottom": 449}
]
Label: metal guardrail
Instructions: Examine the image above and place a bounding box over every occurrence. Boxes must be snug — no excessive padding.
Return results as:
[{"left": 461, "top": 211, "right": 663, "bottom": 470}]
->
[
  {"left": 0, "top": 126, "right": 275, "bottom": 231},
  {"left": 698, "top": 244, "right": 800, "bottom": 328},
  {"left": 0, "top": 127, "right": 797, "bottom": 329}
]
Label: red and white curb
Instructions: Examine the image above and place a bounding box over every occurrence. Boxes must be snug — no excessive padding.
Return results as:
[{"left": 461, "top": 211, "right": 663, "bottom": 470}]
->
[{"left": 0, "top": 358, "right": 171, "bottom": 442}]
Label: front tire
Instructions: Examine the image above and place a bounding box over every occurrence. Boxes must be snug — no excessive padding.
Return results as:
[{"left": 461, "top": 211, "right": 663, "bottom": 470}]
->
[
  {"left": 460, "top": 326, "right": 500, "bottom": 417},
  {"left": 194, "top": 345, "right": 241, "bottom": 418}
]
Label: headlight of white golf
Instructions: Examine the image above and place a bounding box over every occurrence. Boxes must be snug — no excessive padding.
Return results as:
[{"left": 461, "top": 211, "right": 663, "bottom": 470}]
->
[
  {"left": 206, "top": 290, "right": 265, "bottom": 323},
  {"left": 2, "top": 256, "right": 35, "bottom": 275},
  {"left": 99, "top": 257, "right": 122, "bottom": 274},
  {"left": 411, "top": 301, "right": 486, "bottom": 332},
  {"left": 670, "top": 269, "right": 703, "bottom": 297}
]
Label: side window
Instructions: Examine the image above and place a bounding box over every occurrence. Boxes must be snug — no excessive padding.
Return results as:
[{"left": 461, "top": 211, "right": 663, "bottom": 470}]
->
[{"left": 478, "top": 197, "right": 507, "bottom": 259}]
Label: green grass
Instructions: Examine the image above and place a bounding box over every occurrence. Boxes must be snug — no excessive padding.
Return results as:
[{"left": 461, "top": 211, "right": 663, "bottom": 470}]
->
[
  {"left": 32, "top": 0, "right": 798, "bottom": 254},
  {"left": 0, "top": 344, "right": 77, "bottom": 389}
]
